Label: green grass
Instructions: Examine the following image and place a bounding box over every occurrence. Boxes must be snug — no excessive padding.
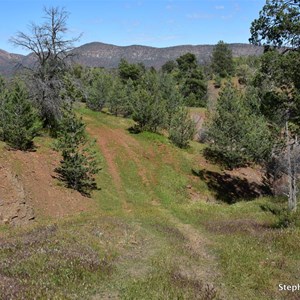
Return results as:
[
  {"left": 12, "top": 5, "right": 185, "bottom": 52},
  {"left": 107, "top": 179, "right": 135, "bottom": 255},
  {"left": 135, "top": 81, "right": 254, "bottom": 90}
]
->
[{"left": 1, "top": 107, "right": 300, "bottom": 299}]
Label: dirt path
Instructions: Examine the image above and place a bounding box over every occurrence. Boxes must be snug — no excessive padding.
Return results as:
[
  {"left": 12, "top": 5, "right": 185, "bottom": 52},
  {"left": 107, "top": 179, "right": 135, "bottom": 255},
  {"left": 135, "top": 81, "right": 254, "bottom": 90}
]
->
[
  {"left": 87, "top": 123, "right": 221, "bottom": 296},
  {"left": 87, "top": 124, "right": 218, "bottom": 270},
  {"left": 87, "top": 126, "right": 156, "bottom": 210},
  {"left": 164, "top": 209, "right": 221, "bottom": 295}
]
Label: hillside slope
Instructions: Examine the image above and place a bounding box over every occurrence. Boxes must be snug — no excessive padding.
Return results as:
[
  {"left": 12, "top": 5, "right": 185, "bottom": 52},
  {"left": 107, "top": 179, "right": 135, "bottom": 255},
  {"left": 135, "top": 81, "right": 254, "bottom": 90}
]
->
[
  {"left": 0, "top": 107, "right": 299, "bottom": 299},
  {"left": 0, "top": 42, "right": 264, "bottom": 76},
  {"left": 72, "top": 42, "right": 264, "bottom": 68}
]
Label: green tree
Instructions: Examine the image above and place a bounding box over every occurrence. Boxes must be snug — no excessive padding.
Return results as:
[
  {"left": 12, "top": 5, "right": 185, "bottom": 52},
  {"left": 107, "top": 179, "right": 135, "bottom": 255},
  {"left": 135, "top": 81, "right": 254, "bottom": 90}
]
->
[
  {"left": 107, "top": 78, "right": 128, "bottom": 116},
  {"left": 250, "top": 0, "right": 300, "bottom": 210},
  {"left": 206, "top": 84, "right": 272, "bottom": 169},
  {"left": 211, "top": 41, "right": 235, "bottom": 78},
  {"left": 131, "top": 88, "right": 166, "bottom": 133},
  {"left": 130, "top": 71, "right": 167, "bottom": 132},
  {"left": 236, "top": 64, "right": 254, "bottom": 85},
  {"left": 256, "top": 50, "right": 300, "bottom": 211},
  {"left": 176, "top": 53, "right": 207, "bottom": 107},
  {"left": 161, "top": 60, "right": 177, "bottom": 73},
  {"left": 176, "top": 53, "right": 198, "bottom": 73},
  {"left": 169, "top": 107, "right": 195, "bottom": 148},
  {"left": 0, "top": 81, "right": 41, "bottom": 150},
  {"left": 118, "top": 59, "right": 144, "bottom": 82},
  {"left": 55, "top": 106, "right": 100, "bottom": 196},
  {"left": 181, "top": 67, "right": 207, "bottom": 107},
  {"left": 158, "top": 73, "right": 183, "bottom": 126},
  {"left": 214, "top": 75, "right": 222, "bottom": 88},
  {"left": 86, "top": 69, "right": 112, "bottom": 111},
  {"left": 61, "top": 72, "right": 87, "bottom": 103},
  {"left": 249, "top": 0, "right": 300, "bottom": 49}
]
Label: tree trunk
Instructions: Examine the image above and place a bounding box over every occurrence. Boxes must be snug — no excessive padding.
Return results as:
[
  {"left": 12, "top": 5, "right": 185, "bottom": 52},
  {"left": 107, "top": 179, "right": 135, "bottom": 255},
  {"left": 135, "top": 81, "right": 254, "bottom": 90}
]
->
[{"left": 286, "top": 121, "right": 297, "bottom": 211}]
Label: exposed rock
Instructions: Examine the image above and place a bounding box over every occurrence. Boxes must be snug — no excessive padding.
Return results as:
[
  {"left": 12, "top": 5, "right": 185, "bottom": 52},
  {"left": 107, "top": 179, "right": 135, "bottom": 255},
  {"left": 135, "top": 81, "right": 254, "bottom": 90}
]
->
[
  {"left": 0, "top": 167, "right": 35, "bottom": 226},
  {"left": 0, "top": 41, "right": 265, "bottom": 76},
  {"left": 71, "top": 42, "right": 264, "bottom": 69}
]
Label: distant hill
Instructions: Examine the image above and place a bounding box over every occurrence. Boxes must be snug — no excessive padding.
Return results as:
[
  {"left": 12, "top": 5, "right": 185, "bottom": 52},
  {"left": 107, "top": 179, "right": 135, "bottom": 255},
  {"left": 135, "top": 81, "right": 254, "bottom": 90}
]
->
[
  {"left": 72, "top": 42, "right": 264, "bottom": 69},
  {"left": 0, "top": 42, "right": 264, "bottom": 76},
  {"left": 0, "top": 49, "right": 24, "bottom": 76}
]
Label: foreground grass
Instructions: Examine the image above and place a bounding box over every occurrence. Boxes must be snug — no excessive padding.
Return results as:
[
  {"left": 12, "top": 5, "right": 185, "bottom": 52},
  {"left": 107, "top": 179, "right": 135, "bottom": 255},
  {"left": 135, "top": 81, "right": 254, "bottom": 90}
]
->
[{"left": 1, "top": 108, "right": 300, "bottom": 299}]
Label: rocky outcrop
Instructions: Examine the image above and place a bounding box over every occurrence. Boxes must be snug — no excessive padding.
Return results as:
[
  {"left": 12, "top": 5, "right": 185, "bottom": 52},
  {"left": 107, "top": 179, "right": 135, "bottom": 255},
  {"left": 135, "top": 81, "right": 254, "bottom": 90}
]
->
[
  {"left": 72, "top": 42, "right": 264, "bottom": 69},
  {"left": 0, "top": 42, "right": 265, "bottom": 76},
  {"left": 0, "top": 166, "right": 34, "bottom": 225},
  {"left": 0, "top": 49, "right": 23, "bottom": 76}
]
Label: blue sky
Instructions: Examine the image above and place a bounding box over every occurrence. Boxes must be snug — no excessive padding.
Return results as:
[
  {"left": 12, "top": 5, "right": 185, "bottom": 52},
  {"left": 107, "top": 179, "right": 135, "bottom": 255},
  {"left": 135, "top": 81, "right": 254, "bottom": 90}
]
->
[{"left": 0, "top": 0, "right": 266, "bottom": 54}]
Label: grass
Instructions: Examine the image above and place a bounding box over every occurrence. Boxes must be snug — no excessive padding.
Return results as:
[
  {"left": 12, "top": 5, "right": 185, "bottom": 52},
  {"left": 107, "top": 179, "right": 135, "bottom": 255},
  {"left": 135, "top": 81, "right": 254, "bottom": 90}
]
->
[{"left": 1, "top": 107, "right": 300, "bottom": 299}]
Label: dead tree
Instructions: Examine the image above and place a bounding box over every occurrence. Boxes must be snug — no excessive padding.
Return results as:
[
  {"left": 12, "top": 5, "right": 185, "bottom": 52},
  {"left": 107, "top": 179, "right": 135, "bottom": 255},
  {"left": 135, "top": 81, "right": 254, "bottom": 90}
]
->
[
  {"left": 285, "top": 121, "right": 299, "bottom": 211},
  {"left": 10, "top": 6, "right": 81, "bottom": 130},
  {"left": 268, "top": 122, "right": 300, "bottom": 212}
]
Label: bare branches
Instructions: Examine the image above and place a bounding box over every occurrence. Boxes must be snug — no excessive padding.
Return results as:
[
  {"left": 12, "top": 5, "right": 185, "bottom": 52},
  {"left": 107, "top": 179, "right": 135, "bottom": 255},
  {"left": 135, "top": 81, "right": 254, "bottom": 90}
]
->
[
  {"left": 9, "top": 6, "right": 82, "bottom": 129},
  {"left": 10, "top": 6, "right": 81, "bottom": 67}
]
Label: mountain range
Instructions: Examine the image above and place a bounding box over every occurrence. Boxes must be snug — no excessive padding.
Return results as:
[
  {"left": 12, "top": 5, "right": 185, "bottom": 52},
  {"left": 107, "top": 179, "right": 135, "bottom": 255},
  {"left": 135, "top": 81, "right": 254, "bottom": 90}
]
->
[{"left": 0, "top": 42, "right": 264, "bottom": 76}]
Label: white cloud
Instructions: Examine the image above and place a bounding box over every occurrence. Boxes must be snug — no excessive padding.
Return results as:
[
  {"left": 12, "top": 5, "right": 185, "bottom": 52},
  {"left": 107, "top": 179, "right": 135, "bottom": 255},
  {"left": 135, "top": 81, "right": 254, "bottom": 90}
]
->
[
  {"left": 221, "top": 14, "right": 233, "bottom": 20},
  {"left": 215, "top": 5, "right": 225, "bottom": 10},
  {"left": 186, "top": 13, "right": 214, "bottom": 20}
]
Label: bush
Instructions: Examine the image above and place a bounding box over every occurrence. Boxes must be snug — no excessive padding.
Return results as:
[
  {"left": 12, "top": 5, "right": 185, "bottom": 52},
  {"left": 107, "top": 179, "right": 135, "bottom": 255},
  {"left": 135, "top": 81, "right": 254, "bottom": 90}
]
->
[
  {"left": 169, "top": 107, "right": 195, "bottom": 148},
  {"left": 131, "top": 87, "right": 167, "bottom": 132},
  {"left": 206, "top": 83, "right": 272, "bottom": 169},
  {"left": 214, "top": 75, "right": 222, "bottom": 88},
  {"left": 86, "top": 69, "right": 112, "bottom": 111},
  {"left": 107, "top": 78, "right": 128, "bottom": 116},
  {"left": 0, "top": 81, "right": 41, "bottom": 150},
  {"left": 55, "top": 106, "right": 100, "bottom": 196}
]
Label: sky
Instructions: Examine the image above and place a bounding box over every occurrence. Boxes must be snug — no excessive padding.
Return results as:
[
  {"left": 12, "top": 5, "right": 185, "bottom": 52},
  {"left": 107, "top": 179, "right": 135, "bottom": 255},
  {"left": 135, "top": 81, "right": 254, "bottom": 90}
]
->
[{"left": 0, "top": 0, "right": 266, "bottom": 54}]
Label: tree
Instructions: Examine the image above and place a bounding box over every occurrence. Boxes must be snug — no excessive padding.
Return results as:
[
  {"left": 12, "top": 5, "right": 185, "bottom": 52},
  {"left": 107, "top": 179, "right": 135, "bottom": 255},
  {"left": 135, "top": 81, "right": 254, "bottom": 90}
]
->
[
  {"left": 107, "top": 77, "right": 128, "bottom": 116},
  {"left": 176, "top": 53, "right": 207, "bottom": 107},
  {"left": 206, "top": 84, "right": 272, "bottom": 169},
  {"left": 250, "top": 0, "right": 300, "bottom": 211},
  {"left": 253, "top": 50, "right": 300, "bottom": 211},
  {"left": 169, "top": 107, "right": 195, "bottom": 148},
  {"left": 158, "top": 73, "right": 184, "bottom": 126},
  {"left": 213, "top": 75, "right": 222, "bottom": 88},
  {"left": 55, "top": 106, "right": 100, "bottom": 196},
  {"left": 86, "top": 69, "right": 112, "bottom": 111},
  {"left": 129, "top": 71, "right": 167, "bottom": 132},
  {"left": 0, "top": 81, "right": 41, "bottom": 150},
  {"left": 249, "top": 0, "right": 300, "bottom": 49},
  {"left": 131, "top": 88, "right": 166, "bottom": 133},
  {"left": 176, "top": 53, "right": 198, "bottom": 73},
  {"left": 10, "top": 7, "right": 81, "bottom": 131},
  {"left": 236, "top": 64, "right": 254, "bottom": 85},
  {"left": 118, "top": 59, "right": 144, "bottom": 83},
  {"left": 181, "top": 67, "right": 207, "bottom": 107},
  {"left": 211, "top": 41, "right": 235, "bottom": 78},
  {"left": 161, "top": 60, "right": 177, "bottom": 73}
]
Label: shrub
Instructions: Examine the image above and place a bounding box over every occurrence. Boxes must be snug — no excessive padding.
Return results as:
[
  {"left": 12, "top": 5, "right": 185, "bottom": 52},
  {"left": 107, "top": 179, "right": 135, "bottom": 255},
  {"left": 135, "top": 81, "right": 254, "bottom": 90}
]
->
[
  {"left": 206, "top": 83, "right": 272, "bottom": 169},
  {"left": 169, "top": 107, "right": 195, "bottom": 148},
  {"left": 55, "top": 106, "right": 100, "bottom": 196},
  {"left": 86, "top": 70, "right": 112, "bottom": 111},
  {"left": 0, "top": 81, "right": 41, "bottom": 150},
  {"left": 214, "top": 75, "right": 222, "bottom": 88}
]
